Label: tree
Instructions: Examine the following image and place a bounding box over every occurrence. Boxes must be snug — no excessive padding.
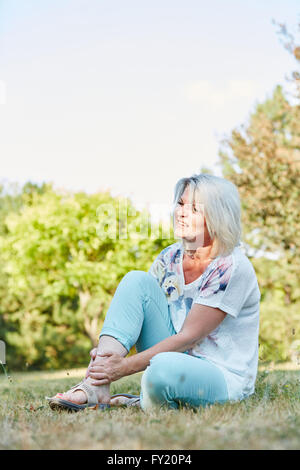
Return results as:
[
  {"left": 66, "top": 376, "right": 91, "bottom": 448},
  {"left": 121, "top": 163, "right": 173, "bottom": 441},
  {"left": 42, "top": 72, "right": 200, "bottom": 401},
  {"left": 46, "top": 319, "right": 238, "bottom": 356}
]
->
[
  {"left": 0, "top": 184, "right": 174, "bottom": 369},
  {"left": 219, "top": 24, "right": 300, "bottom": 362}
]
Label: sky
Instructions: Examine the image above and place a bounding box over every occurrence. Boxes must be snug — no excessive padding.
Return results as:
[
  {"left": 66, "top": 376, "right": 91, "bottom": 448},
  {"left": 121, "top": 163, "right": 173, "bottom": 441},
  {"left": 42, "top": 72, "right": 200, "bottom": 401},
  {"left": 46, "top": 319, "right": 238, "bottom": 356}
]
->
[{"left": 0, "top": 0, "right": 299, "bottom": 221}]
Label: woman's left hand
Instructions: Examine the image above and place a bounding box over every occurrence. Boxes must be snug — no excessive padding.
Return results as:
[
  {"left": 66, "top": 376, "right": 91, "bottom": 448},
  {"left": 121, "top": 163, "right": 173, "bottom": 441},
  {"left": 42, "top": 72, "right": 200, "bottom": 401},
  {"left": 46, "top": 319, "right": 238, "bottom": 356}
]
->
[{"left": 88, "top": 353, "right": 128, "bottom": 385}]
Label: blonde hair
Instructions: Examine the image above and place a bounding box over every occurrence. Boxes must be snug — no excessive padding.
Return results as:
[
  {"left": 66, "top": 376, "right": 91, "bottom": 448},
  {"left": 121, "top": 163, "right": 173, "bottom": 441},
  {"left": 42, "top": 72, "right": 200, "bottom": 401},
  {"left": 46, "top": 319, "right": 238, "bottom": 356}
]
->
[{"left": 173, "top": 174, "right": 241, "bottom": 257}]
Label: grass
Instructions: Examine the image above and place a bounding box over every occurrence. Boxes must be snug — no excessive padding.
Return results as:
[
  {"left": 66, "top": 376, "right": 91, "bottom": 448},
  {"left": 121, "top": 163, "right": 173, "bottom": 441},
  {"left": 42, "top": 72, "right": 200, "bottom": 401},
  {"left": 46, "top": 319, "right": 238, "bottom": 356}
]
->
[{"left": 0, "top": 364, "right": 299, "bottom": 450}]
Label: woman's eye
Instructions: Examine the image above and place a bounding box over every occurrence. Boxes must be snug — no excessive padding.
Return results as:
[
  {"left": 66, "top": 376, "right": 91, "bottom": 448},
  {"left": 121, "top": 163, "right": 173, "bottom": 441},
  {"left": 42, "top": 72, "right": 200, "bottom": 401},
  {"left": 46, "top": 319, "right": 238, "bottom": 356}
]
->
[
  {"left": 177, "top": 201, "right": 201, "bottom": 212},
  {"left": 193, "top": 206, "right": 203, "bottom": 214}
]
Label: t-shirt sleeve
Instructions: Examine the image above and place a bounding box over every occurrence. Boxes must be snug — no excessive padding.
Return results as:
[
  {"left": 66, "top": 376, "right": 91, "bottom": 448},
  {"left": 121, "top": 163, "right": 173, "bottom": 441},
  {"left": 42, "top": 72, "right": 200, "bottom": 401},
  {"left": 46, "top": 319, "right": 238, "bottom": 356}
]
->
[
  {"left": 193, "top": 257, "right": 247, "bottom": 318},
  {"left": 148, "top": 248, "right": 169, "bottom": 287}
]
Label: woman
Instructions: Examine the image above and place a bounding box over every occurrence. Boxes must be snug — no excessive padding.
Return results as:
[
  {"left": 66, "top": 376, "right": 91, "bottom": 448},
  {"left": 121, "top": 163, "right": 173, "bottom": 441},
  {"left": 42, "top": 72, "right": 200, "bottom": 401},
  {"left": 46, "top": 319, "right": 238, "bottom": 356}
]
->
[{"left": 48, "top": 174, "right": 260, "bottom": 412}]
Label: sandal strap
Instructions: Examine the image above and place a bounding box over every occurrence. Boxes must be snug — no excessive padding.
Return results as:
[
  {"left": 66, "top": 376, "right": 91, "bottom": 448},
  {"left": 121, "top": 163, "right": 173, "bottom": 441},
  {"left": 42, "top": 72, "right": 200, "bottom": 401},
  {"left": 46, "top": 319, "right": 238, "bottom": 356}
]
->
[
  {"left": 70, "top": 382, "right": 99, "bottom": 405},
  {"left": 69, "top": 381, "right": 85, "bottom": 391}
]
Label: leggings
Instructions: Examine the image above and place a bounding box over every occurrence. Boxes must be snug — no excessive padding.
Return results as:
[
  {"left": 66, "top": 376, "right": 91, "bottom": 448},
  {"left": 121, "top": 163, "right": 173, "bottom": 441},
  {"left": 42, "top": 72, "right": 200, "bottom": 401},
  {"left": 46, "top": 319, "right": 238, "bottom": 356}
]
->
[{"left": 100, "top": 270, "right": 229, "bottom": 411}]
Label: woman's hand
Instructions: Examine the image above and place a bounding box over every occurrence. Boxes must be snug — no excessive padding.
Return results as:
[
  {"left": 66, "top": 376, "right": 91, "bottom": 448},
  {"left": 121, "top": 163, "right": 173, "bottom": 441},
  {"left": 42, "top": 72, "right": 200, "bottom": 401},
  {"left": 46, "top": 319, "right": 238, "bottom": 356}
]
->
[
  {"left": 89, "top": 353, "right": 128, "bottom": 385},
  {"left": 84, "top": 347, "right": 98, "bottom": 379}
]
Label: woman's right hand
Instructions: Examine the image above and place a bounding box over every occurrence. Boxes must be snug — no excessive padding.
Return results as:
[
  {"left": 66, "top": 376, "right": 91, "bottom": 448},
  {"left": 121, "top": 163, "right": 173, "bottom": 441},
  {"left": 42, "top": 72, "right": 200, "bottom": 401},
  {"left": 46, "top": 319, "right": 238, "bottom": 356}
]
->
[{"left": 85, "top": 347, "right": 98, "bottom": 379}]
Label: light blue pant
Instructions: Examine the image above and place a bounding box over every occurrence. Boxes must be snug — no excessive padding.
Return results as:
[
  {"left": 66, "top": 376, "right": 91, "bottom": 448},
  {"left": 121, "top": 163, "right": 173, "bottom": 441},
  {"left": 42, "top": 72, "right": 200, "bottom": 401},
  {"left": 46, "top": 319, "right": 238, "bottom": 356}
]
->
[{"left": 100, "top": 270, "right": 229, "bottom": 410}]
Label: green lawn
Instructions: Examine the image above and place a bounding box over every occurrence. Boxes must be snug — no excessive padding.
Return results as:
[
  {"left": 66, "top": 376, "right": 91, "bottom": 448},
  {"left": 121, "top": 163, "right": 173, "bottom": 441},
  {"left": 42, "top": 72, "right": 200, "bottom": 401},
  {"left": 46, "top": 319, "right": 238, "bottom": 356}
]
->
[{"left": 0, "top": 365, "right": 299, "bottom": 450}]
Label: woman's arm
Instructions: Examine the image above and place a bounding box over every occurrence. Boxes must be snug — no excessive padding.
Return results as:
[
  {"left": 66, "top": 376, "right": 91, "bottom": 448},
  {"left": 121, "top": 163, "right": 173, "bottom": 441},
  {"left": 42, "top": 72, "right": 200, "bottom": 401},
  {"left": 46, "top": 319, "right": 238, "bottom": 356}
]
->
[{"left": 89, "top": 304, "right": 226, "bottom": 385}]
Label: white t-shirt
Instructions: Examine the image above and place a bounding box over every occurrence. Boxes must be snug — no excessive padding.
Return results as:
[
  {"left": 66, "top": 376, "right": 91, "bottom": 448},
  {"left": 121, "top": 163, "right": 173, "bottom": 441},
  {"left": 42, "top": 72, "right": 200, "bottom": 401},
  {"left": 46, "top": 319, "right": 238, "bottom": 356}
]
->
[{"left": 148, "top": 241, "right": 261, "bottom": 401}]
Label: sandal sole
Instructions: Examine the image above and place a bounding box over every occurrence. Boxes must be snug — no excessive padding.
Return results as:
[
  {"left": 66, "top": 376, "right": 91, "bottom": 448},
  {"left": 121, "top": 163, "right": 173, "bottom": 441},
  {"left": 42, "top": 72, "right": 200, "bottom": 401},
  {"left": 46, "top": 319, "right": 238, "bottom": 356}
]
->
[
  {"left": 110, "top": 393, "right": 140, "bottom": 407},
  {"left": 46, "top": 394, "right": 139, "bottom": 412},
  {"left": 46, "top": 397, "right": 110, "bottom": 412}
]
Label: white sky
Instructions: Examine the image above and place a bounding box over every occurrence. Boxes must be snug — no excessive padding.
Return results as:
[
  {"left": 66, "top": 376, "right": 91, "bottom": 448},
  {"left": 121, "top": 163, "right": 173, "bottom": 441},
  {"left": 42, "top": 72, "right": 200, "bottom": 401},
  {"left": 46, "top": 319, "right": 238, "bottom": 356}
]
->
[{"left": 0, "top": 0, "right": 299, "bottom": 220}]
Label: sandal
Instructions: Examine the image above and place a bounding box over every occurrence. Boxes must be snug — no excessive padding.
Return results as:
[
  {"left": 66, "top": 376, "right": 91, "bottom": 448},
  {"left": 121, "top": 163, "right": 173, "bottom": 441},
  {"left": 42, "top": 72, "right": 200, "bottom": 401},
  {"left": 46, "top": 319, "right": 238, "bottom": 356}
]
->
[
  {"left": 46, "top": 380, "right": 111, "bottom": 412},
  {"left": 110, "top": 393, "right": 140, "bottom": 407}
]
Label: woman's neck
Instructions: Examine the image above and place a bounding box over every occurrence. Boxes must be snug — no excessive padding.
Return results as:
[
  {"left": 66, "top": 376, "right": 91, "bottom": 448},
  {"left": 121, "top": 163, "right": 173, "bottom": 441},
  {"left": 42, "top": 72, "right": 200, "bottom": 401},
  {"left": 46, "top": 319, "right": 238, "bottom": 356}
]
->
[{"left": 182, "top": 240, "right": 214, "bottom": 263}]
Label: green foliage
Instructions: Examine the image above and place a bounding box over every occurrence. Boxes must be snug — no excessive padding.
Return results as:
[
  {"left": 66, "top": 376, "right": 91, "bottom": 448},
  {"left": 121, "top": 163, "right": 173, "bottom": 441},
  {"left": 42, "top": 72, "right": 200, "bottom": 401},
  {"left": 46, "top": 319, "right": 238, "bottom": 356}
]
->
[
  {"left": 253, "top": 257, "right": 300, "bottom": 362},
  {"left": 219, "top": 24, "right": 300, "bottom": 362},
  {"left": 0, "top": 183, "right": 174, "bottom": 369}
]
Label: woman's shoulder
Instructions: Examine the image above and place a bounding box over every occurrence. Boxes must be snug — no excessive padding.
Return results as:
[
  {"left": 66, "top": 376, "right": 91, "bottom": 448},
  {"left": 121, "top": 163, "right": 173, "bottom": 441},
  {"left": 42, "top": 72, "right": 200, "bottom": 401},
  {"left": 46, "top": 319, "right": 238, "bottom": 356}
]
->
[
  {"left": 207, "top": 246, "right": 260, "bottom": 303},
  {"left": 215, "top": 246, "right": 258, "bottom": 281}
]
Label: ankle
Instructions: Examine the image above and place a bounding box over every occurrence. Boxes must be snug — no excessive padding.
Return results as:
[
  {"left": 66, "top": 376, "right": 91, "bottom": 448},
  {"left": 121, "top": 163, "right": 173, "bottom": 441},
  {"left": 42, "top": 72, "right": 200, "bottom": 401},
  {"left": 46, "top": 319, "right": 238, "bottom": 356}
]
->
[{"left": 84, "top": 377, "right": 110, "bottom": 400}]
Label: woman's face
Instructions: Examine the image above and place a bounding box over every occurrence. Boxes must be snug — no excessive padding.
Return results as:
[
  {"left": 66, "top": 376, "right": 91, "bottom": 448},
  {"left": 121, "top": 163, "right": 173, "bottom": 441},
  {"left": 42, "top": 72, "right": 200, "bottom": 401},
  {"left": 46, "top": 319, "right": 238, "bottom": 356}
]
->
[{"left": 174, "top": 185, "right": 209, "bottom": 247}]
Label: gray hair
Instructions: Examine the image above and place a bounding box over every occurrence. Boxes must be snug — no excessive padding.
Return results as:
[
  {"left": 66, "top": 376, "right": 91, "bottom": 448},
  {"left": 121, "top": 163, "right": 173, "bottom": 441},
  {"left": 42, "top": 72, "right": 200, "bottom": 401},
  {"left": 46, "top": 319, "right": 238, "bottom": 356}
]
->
[{"left": 173, "top": 174, "right": 242, "bottom": 257}]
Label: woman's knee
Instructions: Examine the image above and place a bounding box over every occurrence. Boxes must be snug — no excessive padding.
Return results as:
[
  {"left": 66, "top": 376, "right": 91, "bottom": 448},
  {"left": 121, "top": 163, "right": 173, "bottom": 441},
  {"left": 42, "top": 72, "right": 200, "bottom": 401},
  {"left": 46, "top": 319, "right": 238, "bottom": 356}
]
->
[
  {"left": 122, "top": 270, "right": 150, "bottom": 287},
  {"left": 121, "top": 271, "right": 160, "bottom": 298},
  {"left": 144, "top": 352, "right": 171, "bottom": 387},
  {"left": 140, "top": 352, "right": 176, "bottom": 409}
]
